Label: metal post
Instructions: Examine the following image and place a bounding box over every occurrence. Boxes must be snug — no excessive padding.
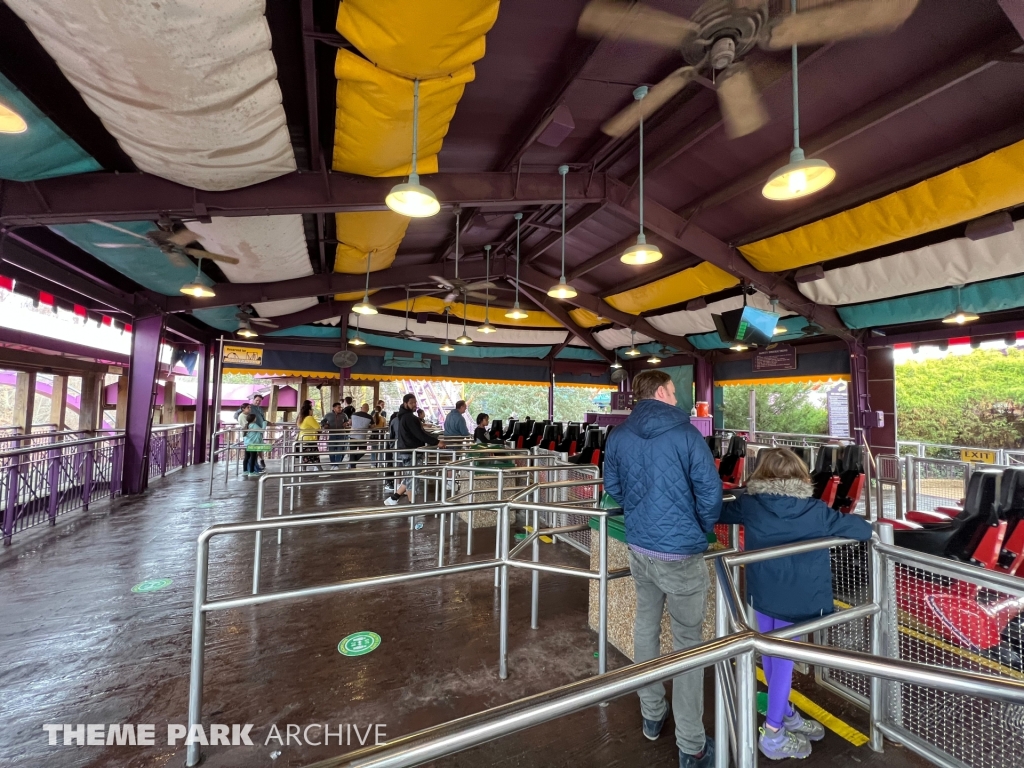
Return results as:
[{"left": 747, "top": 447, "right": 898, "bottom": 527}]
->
[
  {"left": 531, "top": 487, "right": 540, "bottom": 630},
  {"left": 185, "top": 535, "right": 210, "bottom": 768},
  {"left": 869, "top": 533, "right": 885, "bottom": 752},
  {"left": 495, "top": 471, "right": 504, "bottom": 588},
  {"left": 498, "top": 503, "right": 510, "bottom": 680},
  {"left": 715, "top": 567, "right": 737, "bottom": 768},
  {"left": 736, "top": 648, "right": 757, "bottom": 768},
  {"left": 598, "top": 513, "right": 608, "bottom": 676},
  {"left": 748, "top": 388, "right": 756, "bottom": 443}
]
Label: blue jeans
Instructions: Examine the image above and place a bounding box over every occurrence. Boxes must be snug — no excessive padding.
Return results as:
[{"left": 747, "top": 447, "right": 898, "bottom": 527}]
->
[{"left": 328, "top": 436, "right": 346, "bottom": 465}]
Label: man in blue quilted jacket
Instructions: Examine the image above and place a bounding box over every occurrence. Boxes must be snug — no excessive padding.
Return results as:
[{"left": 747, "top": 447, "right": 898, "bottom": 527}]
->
[{"left": 604, "top": 369, "right": 722, "bottom": 768}]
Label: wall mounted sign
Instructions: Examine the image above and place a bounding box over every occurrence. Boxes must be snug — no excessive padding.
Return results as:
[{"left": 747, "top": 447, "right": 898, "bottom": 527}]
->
[
  {"left": 223, "top": 345, "right": 263, "bottom": 366},
  {"left": 753, "top": 344, "right": 796, "bottom": 372}
]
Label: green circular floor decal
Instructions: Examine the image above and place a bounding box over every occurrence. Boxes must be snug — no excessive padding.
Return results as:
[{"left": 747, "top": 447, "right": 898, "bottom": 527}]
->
[
  {"left": 338, "top": 631, "right": 381, "bottom": 657},
  {"left": 131, "top": 578, "right": 172, "bottom": 593}
]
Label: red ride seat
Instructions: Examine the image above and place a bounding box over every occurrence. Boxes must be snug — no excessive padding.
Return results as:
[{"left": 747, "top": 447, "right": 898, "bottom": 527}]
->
[
  {"left": 820, "top": 476, "right": 840, "bottom": 507},
  {"left": 718, "top": 436, "right": 746, "bottom": 489}
]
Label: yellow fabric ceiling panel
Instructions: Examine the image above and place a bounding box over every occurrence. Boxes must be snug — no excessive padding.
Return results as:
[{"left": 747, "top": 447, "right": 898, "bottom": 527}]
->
[
  {"left": 569, "top": 308, "right": 606, "bottom": 328},
  {"left": 332, "top": 50, "right": 475, "bottom": 178},
  {"left": 605, "top": 262, "right": 739, "bottom": 315},
  {"left": 740, "top": 138, "right": 1024, "bottom": 272},
  {"left": 333, "top": 211, "right": 410, "bottom": 273},
  {"left": 336, "top": 0, "right": 500, "bottom": 80},
  {"left": 383, "top": 296, "right": 562, "bottom": 328}
]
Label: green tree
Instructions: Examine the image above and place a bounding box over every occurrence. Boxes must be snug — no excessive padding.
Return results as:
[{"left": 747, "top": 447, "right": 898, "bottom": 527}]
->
[
  {"left": 896, "top": 348, "right": 1024, "bottom": 448},
  {"left": 722, "top": 382, "right": 829, "bottom": 435}
]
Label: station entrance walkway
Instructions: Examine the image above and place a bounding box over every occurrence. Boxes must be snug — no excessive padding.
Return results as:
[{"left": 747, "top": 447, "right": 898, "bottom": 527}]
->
[{"left": 1, "top": 464, "right": 928, "bottom": 768}]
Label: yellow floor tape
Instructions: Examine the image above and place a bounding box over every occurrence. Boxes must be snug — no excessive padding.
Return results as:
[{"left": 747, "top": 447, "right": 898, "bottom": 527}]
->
[
  {"left": 524, "top": 525, "right": 553, "bottom": 544},
  {"left": 755, "top": 667, "right": 870, "bottom": 747}
]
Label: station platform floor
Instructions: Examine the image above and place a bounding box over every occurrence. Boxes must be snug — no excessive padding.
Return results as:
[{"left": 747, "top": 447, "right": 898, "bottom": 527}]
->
[{"left": 1, "top": 463, "right": 929, "bottom": 768}]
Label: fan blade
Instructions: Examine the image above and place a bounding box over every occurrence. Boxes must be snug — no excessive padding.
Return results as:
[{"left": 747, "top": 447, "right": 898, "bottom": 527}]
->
[
  {"left": 164, "top": 250, "right": 193, "bottom": 269},
  {"left": 762, "top": 0, "right": 919, "bottom": 50},
  {"left": 88, "top": 220, "right": 153, "bottom": 242},
  {"left": 429, "top": 275, "right": 455, "bottom": 289},
  {"left": 94, "top": 243, "right": 148, "bottom": 249},
  {"left": 165, "top": 228, "right": 198, "bottom": 247},
  {"left": 183, "top": 247, "right": 241, "bottom": 265},
  {"left": 461, "top": 281, "right": 497, "bottom": 292},
  {"left": 578, "top": 0, "right": 699, "bottom": 49},
  {"left": 717, "top": 63, "right": 769, "bottom": 139},
  {"left": 601, "top": 66, "right": 697, "bottom": 137},
  {"left": 443, "top": 291, "right": 458, "bottom": 304},
  {"left": 466, "top": 292, "right": 497, "bottom": 301},
  {"left": 250, "top": 318, "right": 278, "bottom": 327}
]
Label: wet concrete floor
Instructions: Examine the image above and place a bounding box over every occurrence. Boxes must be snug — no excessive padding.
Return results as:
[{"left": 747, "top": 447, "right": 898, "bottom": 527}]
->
[{"left": 0, "top": 464, "right": 928, "bottom": 767}]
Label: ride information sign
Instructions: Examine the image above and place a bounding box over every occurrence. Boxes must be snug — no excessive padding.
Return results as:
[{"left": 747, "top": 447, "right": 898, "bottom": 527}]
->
[
  {"left": 753, "top": 345, "right": 796, "bottom": 372},
  {"left": 223, "top": 345, "right": 263, "bottom": 366}
]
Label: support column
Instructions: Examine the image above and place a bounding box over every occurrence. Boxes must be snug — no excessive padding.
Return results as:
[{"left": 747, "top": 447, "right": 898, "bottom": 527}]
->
[
  {"left": 298, "top": 377, "right": 309, "bottom": 408},
  {"left": 370, "top": 380, "right": 380, "bottom": 408},
  {"left": 114, "top": 375, "right": 129, "bottom": 429},
  {"left": 162, "top": 378, "right": 177, "bottom": 425},
  {"left": 548, "top": 366, "right": 555, "bottom": 421},
  {"left": 14, "top": 370, "right": 36, "bottom": 435},
  {"left": 862, "top": 344, "right": 897, "bottom": 457},
  {"left": 123, "top": 314, "right": 165, "bottom": 495},
  {"left": 49, "top": 375, "right": 68, "bottom": 431},
  {"left": 79, "top": 373, "right": 102, "bottom": 433},
  {"left": 328, "top": 382, "right": 340, "bottom": 408},
  {"left": 694, "top": 356, "right": 713, "bottom": 410},
  {"left": 193, "top": 342, "right": 212, "bottom": 463},
  {"left": 267, "top": 384, "right": 280, "bottom": 424}
]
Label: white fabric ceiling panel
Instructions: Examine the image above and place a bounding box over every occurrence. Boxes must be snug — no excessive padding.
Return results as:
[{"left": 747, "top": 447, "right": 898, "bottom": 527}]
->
[
  {"left": 594, "top": 328, "right": 653, "bottom": 350},
  {"left": 187, "top": 216, "right": 317, "bottom": 318},
  {"left": 349, "top": 313, "right": 577, "bottom": 345},
  {"left": 801, "top": 220, "right": 1024, "bottom": 306},
  {"left": 647, "top": 292, "right": 791, "bottom": 336},
  {"left": 7, "top": 0, "right": 296, "bottom": 190}
]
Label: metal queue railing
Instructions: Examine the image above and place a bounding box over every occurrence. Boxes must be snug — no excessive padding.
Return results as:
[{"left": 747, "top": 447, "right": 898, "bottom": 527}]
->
[
  {"left": 207, "top": 423, "right": 301, "bottom": 494},
  {"left": 297, "top": 526, "right": 1024, "bottom": 768}
]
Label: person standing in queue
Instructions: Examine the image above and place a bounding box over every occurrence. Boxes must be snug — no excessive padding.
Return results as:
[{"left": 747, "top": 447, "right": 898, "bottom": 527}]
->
[
  {"left": 321, "top": 401, "right": 350, "bottom": 470},
  {"left": 388, "top": 393, "right": 444, "bottom": 504},
  {"left": 444, "top": 400, "right": 471, "bottom": 438},
  {"left": 342, "top": 396, "right": 356, "bottom": 419},
  {"left": 297, "top": 402, "right": 322, "bottom": 469},
  {"left": 602, "top": 369, "right": 722, "bottom": 768}
]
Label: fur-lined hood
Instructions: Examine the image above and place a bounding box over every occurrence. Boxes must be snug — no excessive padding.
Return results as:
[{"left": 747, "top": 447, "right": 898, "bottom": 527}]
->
[{"left": 746, "top": 477, "right": 813, "bottom": 498}]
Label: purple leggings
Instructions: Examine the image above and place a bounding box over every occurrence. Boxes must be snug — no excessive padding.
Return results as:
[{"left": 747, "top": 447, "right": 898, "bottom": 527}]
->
[{"left": 755, "top": 611, "right": 796, "bottom": 730}]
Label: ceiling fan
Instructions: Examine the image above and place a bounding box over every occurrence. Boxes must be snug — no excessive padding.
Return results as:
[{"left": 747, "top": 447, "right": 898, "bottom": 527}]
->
[
  {"left": 428, "top": 207, "right": 496, "bottom": 303},
  {"left": 396, "top": 286, "right": 423, "bottom": 340},
  {"left": 235, "top": 305, "right": 278, "bottom": 328},
  {"left": 579, "top": 0, "right": 920, "bottom": 138},
  {"left": 90, "top": 219, "right": 240, "bottom": 268}
]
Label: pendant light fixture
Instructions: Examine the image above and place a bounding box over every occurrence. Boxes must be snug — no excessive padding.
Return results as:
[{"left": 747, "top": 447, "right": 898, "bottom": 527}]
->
[
  {"left": 942, "top": 285, "right": 980, "bottom": 325},
  {"left": 730, "top": 343, "right": 749, "bottom": 352},
  {"left": 610, "top": 359, "right": 622, "bottom": 369},
  {"left": 762, "top": 0, "right": 836, "bottom": 201},
  {"left": 350, "top": 312, "right": 367, "bottom": 346},
  {"left": 505, "top": 213, "right": 530, "bottom": 320},
  {"left": 548, "top": 165, "right": 578, "bottom": 299},
  {"left": 440, "top": 307, "right": 455, "bottom": 352},
  {"left": 621, "top": 86, "right": 662, "bottom": 266},
  {"left": 0, "top": 101, "right": 28, "bottom": 134},
  {"left": 647, "top": 352, "right": 661, "bottom": 365},
  {"left": 385, "top": 79, "right": 440, "bottom": 218},
  {"left": 477, "top": 245, "right": 497, "bottom": 333},
  {"left": 625, "top": 329, "right": 641, "bottom": 357},
  {"left": 455, "top": 297, "right": 473, "bottom": 345},
  {"left": 237, "top": 321, "right": 258, "bottom": 339},
  {"left": 352, "top": 252, "right": 378, "bottom": 315},
  {"left": 180, "top": 256, "right": 215, "bottom": 298}
]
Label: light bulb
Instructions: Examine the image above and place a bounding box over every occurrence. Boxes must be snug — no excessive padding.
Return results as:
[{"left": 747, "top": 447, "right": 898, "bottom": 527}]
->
[
  {"left": 773, "top": 326, "right": 786, "bottom": 336},
  {"left": 350, "top": 335, "right": 366, "bottom": 346},
  {"left": 455, "top": 333, "right": 473, "bottom": 345},
  {"left": 610, "top": 361, "right": 622, "bottom": 369},
  {"left": 505, "top": 303, "right": 529, "bottom": 320},
  {"left": 621, "top": 240, "right": 663, "bottom": 266},
  {"left": 180, "top": 281, "right": 215, "bottom": 298},
  {"left": 0, "top": 102, "right": 28, "bottom": 134},
  {"left": 439, "top": 342, "right": 454, "bottom": 352},
  {"left": 788, "top": 169, "right": 807, "bottom": 196},
  {"left": 942, "top": 308, "right": 979, "bottom": 325},
  {"left": 647, "top": 355, "right": 661, "bottom": 364},
  {"left": 237, "top": 327, "right": 258, "bottom": 338},
  {"left": 763, "top": 149, "right": 835, "bottom": 201},
  {"left": 385, "top": 181, "right": 440, "bottom": 218},
  {"left": 477, "top": 322, "right": 497, "bottom": 334},
  {"left": 625, "top": 347, "right": 641, "bottom": 357},
  {"left": 730, "top": 343, "right": 749, "bottom": 352}
]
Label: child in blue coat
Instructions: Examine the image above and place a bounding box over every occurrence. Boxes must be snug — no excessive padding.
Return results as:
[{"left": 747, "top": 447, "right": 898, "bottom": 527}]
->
[{"left": 719, "top": 447, "right": 872, "bottom": 760}]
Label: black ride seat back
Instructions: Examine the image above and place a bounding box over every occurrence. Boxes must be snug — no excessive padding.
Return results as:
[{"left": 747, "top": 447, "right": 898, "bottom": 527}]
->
[
  {"left": 556, "top": 423, "right": 580, "bottom": 454},
  {"left": 811, "top": 445, "right": 841, "bottom": 499},
  {"left": 832, "top": 445, "right": 864, "bottom": 510},
  {"left": 490, "top": 419, "right": 504, "bottom": 441},
  {"left": 893, "top": 469, "right": 1001, "bottom": 559},
  {"left": 718, "top": 435, "right": 746, "bottom": 481},
  {"left": 789, "top": 446, "right": 814, "bottom": 472},
  {"left": 568, "top": 425, "right": 602, "bottom": 465},
  {"left": 705, "top": 435, "right": 723, "bottom": 460}
]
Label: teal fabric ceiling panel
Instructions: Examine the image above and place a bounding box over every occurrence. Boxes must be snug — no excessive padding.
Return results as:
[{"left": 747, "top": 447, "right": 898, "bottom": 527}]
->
[
  {"left": 0, "top": 72, "right": 102, "bottom": 181},
  {"left": 267, "top": 325, "right": 343, "bottom": 339},
  {"left": 838, "top": 273, "right": 1024, "bottom": 329},
  {"left": 346, "top": 329, "right": 551, "bottom": 358},
  {"left": 556, "top": 347, "right": 606, "bottom": 360}
]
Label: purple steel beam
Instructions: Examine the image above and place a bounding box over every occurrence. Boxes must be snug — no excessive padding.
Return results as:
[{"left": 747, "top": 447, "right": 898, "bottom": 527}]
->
[
  {"left": 122, "top": 313, "right": 164, "bottom": 494},
  {"left": 166, "top": 260, "right": 494, "bottom": 313},
  {"left": 694, "top": 356, "right": 713, "bottom": 409},
  {"left": 193, "top": 341, "right": 211, "bottom": 463},
  {"left": 847, "top": 338, "right": 872, "bottom": 446},
  {"left": 603, "top": 178, "right": 852, "bottom": 340},
  {"left": 265, "top": 287, "right": 411, "bottom": 333},
  {"left": 0, "top": 171, "right": 608, "bottom": 226}
]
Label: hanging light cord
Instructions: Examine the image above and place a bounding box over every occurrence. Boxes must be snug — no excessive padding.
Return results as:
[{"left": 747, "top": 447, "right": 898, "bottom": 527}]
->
[
  {"left": 559, "top": 164, "right": 568, "bottom": 278},
  {"left": 363, "top": 251, "right": 372, "bottom": 298},
  {"left": 484, "top": 245, "right": 491, "bottom": 322},
  {"left": 411, "top": 79, "right": 420, "bottom": 183},
  {"left": 791, "top": 0, "right": 800, "bottom": 151},
  {"left": 514, "top": 212, "right": 522, "bottom": 302},
  {"left": 636, "top": 86, "right": 648, "bottom": 241}
]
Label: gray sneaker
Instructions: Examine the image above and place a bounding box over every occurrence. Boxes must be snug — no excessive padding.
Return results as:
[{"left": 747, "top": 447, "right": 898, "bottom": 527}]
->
[
  {"left": 758, "top": 726, "right": 811, "bottom": 760},
  {"left": 783, "top": 710, "right": 825, "bottom": 742}
]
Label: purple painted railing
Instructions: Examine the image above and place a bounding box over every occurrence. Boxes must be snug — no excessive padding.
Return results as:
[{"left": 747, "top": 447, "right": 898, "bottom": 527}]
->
[{"left": 0, "top": 424, "right": 195, "bottom": 545}]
